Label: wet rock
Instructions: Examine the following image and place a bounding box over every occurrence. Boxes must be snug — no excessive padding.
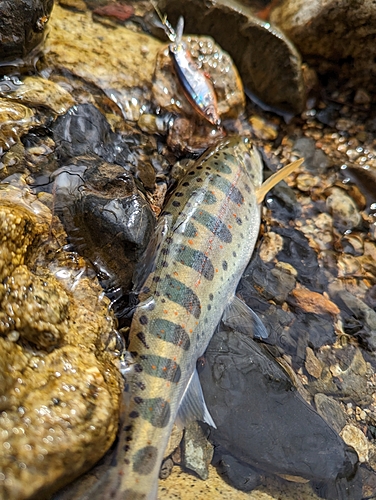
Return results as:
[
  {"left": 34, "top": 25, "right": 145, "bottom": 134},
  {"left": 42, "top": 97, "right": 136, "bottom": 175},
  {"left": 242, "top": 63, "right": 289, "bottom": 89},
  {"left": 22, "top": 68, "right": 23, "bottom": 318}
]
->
[
  {"left": 159, "top": 458, "right": 174, "bottom": 480},
  {"left": 273, "top": 227, "right": 327, "bottom": 292},
  {"left": 0, "top": 183, "right": 121, "bottom": 499},
  {"left": 326, "top": 187, "right": 362, "bottom": 233},
  {"left": 0, "top": 98, "right": 41, "bottom": 152},
  {"left": 0, "top": 0, "right": 53, "bottom": 74},
  {"left": 44, "top": 4, "right": 162, "bottom": 121},
  {"left": 314, "top": 394, "right": 347, "bottom": 434},
  {"left": 340, "top": 425, "right": 368, "bottom": 463},
  {"left": 242, "top": 255, "right": 296, "bottom": 304},
  {"left": 258, "top": 231, "right": 284, "bottom": 263},
  {"left": 0, "top": 75, "right": 75, "bottom": 115},
  {"left": 270, "top": 0, "right": 376, "bottom": 91},
  {"left": 309, "top": 347, "right": 374, "bottom": 404},
  {"left": 333, "top": 289, "right": 376, "bottom": 351},
  {"left": 52, "top": 104, "right": 132, "bottom": 166},
  {"left": 293, "top": 137, "right": 330, "bottom": 174},
  {"left": 305, "top": 347, "right": 324, "bottom": 379},
  {"left": 182, "top": 421, "right": 213, "bottom": 480},
  {"left": 264, "top": 179, "right": 301, "bottom": 221},
  {"left": 153, "top": 34, "right": 245, "bottom": 121},
  {"left": 48, "top": 156, "right": 156, "bottom": 319},
  {"left": 289, "top": 288, "right": 340, "bottom": 316},
  {"left": 212, "top": 447, "right": 262, "bottom": 492},
  {"left": 158, "top": 0, "right": 305, "bottom": 115},
  {"left": 200, "top": 325, "right": 359, "bottom": 485}
]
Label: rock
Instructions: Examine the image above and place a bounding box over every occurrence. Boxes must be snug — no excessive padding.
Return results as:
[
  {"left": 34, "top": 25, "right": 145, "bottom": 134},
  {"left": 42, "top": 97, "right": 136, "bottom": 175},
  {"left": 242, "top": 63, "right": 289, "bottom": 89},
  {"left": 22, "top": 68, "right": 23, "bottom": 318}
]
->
[
  {"left": 199, "top": 324, "right": 359, "bottom": 485},
  {"left": 0, "top": 75, "right": 75, "bottom": 115},
  {"left": 258, "top": 232, "right": 284, "bottom": 263},
  {"left": 290, "top": 288, "right": 340, "bottom": 316},
  {"left": 340, "top": 425, "right": 368, "bottom": 463},
  {"left": 48, "top": 156, "right": 156, "bottom": 319},
  {"left": 159, "top": 458, "right": 174, "bottom": 480},
  {"left": 164, "top": 424, "right": 183, "bottom": 459},
  {"left": 333, "top": 289, "right": 376, "bottom": 351},
  {"left": 152, "top": 34, "right": 245, "bottom": 121},
  {"left": 270, "top": 0, "right": 376, "bottom": 91},
  {"left": 0, "top": 184, "right": 121, "bottom": 499},
  {"left": 314, "top": 394, "right": 347, "bottom": 434},
  {"left": 182, "top": 421, "right": 213, "bottom": 480},
  {"left": 305, "top": 347, "right": 323, "bottom": 379},
  {"left": 158, "top": 0, "right": 305, "bottom": 115},
  {"left": 44, "top": 4, "right": 163, "bottom": 121},
  {"left": 326, "top": 187, "right": 362, "bottom": 233},
  {"left": 0, "top": 98, "right": 41, "bottom": 152},
  {"left": 212, "top": 447, "right": 262, "bottom": 492},
  {"left": 0, "top": 0, "right": 53, "bottom": 74},
  {"left": 293, "top": 137, "right": 330, "bottom": 174}
]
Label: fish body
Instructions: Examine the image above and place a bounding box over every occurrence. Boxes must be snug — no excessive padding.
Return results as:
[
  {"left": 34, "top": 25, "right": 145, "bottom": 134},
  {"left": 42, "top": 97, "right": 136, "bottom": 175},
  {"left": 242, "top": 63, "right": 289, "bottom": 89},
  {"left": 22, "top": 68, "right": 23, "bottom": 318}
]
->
[{"left": 87, "top": 138, "right": 303, "bottom": 499}]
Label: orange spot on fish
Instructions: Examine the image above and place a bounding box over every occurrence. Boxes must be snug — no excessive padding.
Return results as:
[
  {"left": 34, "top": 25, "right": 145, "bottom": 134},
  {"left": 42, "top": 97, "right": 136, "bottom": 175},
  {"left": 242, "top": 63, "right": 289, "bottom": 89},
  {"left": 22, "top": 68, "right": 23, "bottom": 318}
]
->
[
  {"left": 160, "top": 329, "right": 165, "bottom": 333},
  {"left": 152, "top": 365, "right": 156, "bottom": 370},
  {"left": 228, "top": 224, "right": 232, "bottom": 229},
  {"left": 163, "top": 310, "right": 168, "bottom": 314},
  {"left": 219, "top": 245, "right": 223, "bottom": 249},
  {"left": 189, "top": 329, "right": 193, "bottom": 333},
  {"left": 188, "top": 240, "right": 193, "bottom": 245},
  {"left": 173, "top": 271, "right": 179, "bottom": 276},
  {"left": 163, "top": 366, "right": 167, "bottom": 371},
  {"left": 174, "top": 311, "right": 178, "bottom": 316},
  {"left": 215, "top": 268, "right": 218, "bottom": 273}
]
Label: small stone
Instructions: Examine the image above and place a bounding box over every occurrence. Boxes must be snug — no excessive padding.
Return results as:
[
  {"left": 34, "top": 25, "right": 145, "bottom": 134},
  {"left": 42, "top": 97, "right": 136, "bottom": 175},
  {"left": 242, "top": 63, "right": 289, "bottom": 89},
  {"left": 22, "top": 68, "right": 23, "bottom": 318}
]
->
[
  {"left": 164, "top": 424, "right": 183, "bottom": 459},
  {"left": 326, "top": 187, "right": 361, "bottom": 232},
  {"left": 314, "top": 394, "right": 347, "bottom": 433},
  {"left": 340, "top": 425, "right": 369, "bottom": 463},
  {"left": 159, "top": 458, "right": 174, "bottom": 480},
  {"left": 291, "top": 288, "right": 340, "bottom": 316},
  {"left": 259, "top": 232, "right": 284, "bottom": 263},
  {"left": 305, "top": 347, "right": 323, "bottom": 379},
  {"left": 182, "top": 421, "right": 213, "bottom": 480},
  {"left": 249, "top": 116, "right": 278, "bottom": 140}
]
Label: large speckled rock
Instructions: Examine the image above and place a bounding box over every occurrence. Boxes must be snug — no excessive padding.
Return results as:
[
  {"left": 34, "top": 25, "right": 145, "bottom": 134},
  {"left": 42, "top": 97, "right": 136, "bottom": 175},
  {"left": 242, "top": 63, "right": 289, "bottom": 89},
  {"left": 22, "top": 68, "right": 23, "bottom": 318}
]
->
[
  {"left": 270, "top": 0, "right": 376, "bottom": 89},
  {"left": 0, "top": 184, "right": 121, "bottom": 500}
]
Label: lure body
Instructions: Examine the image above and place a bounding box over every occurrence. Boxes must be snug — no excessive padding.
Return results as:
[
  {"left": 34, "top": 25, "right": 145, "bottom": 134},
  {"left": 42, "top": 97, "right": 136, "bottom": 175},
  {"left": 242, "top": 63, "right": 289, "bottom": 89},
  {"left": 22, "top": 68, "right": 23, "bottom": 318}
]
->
[{"left": 155, "top": 7, "right": 221, "bottom": 127}]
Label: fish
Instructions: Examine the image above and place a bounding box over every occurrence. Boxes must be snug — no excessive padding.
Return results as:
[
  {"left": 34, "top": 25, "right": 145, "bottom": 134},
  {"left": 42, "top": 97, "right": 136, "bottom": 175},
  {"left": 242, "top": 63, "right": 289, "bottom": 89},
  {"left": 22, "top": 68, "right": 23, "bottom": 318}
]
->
[
  {"left": 85, "top": 136, "right": 303, "bottom": 500},
  {"left": 152, "top": 2, "right": 221, "bottom": 127}
]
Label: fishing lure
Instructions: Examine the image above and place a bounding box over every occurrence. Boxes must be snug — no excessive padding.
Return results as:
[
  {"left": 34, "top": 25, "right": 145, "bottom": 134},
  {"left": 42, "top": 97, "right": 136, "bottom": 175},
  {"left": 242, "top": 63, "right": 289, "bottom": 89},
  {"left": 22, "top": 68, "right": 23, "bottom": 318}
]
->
[{"left": 153, "top": 2, "right": 221, "bottom": 127}]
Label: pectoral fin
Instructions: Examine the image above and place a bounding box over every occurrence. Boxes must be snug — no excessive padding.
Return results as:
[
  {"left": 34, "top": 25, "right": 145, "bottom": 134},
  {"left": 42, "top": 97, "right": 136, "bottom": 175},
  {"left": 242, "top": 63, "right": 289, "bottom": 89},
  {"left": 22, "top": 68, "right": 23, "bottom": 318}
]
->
[
  {"left": 176, "top": 369, "right": 216, "bottom": 429},
  {"left": 256, "top": 158, "right": 304, "bottom": 204},
  {"left": 222, "top": 295, "right": 269, "bottom": 339}
]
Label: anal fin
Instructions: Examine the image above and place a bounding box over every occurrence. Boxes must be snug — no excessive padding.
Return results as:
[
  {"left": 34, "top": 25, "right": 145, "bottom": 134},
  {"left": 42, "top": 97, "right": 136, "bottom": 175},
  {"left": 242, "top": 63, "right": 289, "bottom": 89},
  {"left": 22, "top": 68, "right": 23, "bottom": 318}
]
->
[
  {"left": 222, "top": 295, "right": 269, "bottom": 339},
  {"left": 176, "top": 369, "right": 216, "bottom": 429}
]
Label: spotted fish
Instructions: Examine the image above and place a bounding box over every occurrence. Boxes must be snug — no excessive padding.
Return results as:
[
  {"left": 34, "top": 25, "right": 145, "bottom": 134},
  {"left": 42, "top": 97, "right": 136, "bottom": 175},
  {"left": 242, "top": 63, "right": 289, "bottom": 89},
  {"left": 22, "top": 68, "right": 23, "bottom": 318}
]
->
[{"left": 86, "top": 137, "right": 303, "bottom": 500}]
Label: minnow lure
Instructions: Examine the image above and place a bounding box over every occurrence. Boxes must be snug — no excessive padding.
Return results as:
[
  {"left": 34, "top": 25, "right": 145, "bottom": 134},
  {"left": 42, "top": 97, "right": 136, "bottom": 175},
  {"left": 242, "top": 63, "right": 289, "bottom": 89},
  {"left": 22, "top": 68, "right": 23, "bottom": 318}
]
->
[
  {"left": 152, "top": 2, "right": 221, "bottom": 127},
  {"left": 83, "top": 137, "right": 303, "bottom": 500}
]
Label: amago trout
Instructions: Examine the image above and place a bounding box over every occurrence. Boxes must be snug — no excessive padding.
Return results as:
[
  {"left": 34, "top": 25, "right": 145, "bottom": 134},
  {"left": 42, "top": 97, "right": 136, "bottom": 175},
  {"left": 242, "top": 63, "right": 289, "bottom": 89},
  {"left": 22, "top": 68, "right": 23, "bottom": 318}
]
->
[{"left": 87, "top": 136, "right": 303, "bottom": 499}]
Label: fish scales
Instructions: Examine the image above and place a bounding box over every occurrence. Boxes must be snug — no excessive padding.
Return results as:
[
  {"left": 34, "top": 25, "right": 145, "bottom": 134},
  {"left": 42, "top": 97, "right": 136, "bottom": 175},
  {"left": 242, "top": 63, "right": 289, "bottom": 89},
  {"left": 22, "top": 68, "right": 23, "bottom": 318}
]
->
[{"left": 95, "top": 137, "right": 264, "bottom": 499}]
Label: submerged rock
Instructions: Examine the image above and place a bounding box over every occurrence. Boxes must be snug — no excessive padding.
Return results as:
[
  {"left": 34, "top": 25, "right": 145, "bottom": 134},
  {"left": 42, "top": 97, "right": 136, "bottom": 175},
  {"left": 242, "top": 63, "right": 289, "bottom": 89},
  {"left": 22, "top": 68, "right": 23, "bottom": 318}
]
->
[
  {"left": 158, "top": 0, "right": 305, "bottom": 115},
  {"left": 0, "top": 183, "right": 121, "bottom": 499},
  {"left": 199, "top": 325, "right": 361, "bottom": 496},
  {"left": 41, "top": 155, "right": 156, "bottom": 320},
  {"left": 0, "top": 0, "right": 53, "bottom": 74}
]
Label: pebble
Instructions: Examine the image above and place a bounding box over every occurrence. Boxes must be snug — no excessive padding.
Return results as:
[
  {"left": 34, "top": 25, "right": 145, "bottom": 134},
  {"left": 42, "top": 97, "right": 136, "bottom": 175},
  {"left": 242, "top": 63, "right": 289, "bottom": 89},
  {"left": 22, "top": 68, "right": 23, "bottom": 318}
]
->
[
  {"left": 340, "top": 425, "right": 369, "bottom": 463},
  {"left": 182, "top": 421, "right": 213, "bottom": 480},
  {"left": 314, "top": 393, "right": 347, "bottom": 433},
  {"left": 326, "top": 187, "right": 362, "bottom": 232},
  {"left": 305, "top": 347, "right": 323, "bottom": 379},
  {"left": 290, "top": 288, "right": 340, "bottom": 316}
]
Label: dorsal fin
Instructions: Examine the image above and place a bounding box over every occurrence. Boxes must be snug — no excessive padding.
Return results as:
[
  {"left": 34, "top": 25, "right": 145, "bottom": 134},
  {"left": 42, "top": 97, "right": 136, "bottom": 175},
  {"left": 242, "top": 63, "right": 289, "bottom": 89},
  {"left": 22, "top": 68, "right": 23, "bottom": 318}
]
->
[{"left": 256, "top": 158, "right": 304, "bottom": 204}]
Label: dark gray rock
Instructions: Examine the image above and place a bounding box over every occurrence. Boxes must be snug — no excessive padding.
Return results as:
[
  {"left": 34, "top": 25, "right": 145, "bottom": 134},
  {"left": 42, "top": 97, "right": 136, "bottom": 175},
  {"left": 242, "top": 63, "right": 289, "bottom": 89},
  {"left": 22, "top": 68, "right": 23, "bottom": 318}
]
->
[
  {"left": 334, "top": 290, "right": 376, "bottom": 352},
  {"left": 47, "top": 156, "right": 156, "bottom": 320},
  {"left": 314, "top": 394, "right": 347, "bottom": 434},
  {"left": 293, "top": 137, "right": 330, "bottom": 173},
  {"left": 212, "top": 447, "right": 262, "bottom": 492},
  {"left": 0, "top": 0, "right": 53, "bottom": 73},
  {"left": 199, "top": 325, "right": 360, "bottom": 490},
  {"left": 157, "top": 0, "right": 305, "bottom": 115}
]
